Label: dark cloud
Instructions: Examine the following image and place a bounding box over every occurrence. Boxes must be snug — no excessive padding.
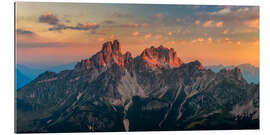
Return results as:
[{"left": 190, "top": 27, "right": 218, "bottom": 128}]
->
[
  {"left": 38, "top": 13, "right": 100, "bottom": 32},
  {"left": 74, "top": 23, "right": 99, "bottom": 30},
  {"left": 39, "top": 13, "right": 59, "bottom": 25},
  {"left": 103, "top": 20, "right": 115, "bottom": 24},
  {"left": 48, "top": 23, "right": 100, "bottom": 31},
  {"left": 48, "top": 24, "right": 68, "bottom": 31},
  {"left": 65, "top": 20, "right": 71, "bottom": 23},
  {"left": 63, "top": 14, "right": 72, "bottom": 23},
  {"left": 17, "top": 42, "right": 71, "bottom": 48},
  {"left": 16, "top": 29, "right": 34, "bottom": 35},
  {"left": 91, "top": 31, "right": 106, "bottom": 35},
  {"left": 119, "top": 23, "right": 149, "bottom": 28}
]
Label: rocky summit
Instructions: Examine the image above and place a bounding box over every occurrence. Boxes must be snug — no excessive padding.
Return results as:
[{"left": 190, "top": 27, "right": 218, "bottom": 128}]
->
[
  {"left": 16, "top": 40, "right": 259, "bottom": 133},
  {"left": 139, "top": 45, "right": 183, "bottom": 69},
  {"left": 75, "top": 40, "right": 130, "bottom": 69}
]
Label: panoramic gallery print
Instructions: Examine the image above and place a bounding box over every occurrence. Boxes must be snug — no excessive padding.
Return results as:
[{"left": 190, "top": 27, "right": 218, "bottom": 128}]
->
[{"left": 15, "top": 2, "right": 259, "bottom": 133}]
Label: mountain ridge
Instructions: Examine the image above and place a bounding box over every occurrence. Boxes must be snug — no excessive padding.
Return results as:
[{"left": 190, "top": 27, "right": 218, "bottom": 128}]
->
[
  {"left": 16, "top": 62, "right": 76, "bottom": 89},
  {"left": 205, "top": 64, "right": 259, "bottom": 84},
  {"left": 75, "top": 40, "right": 185, "bottom": 71},
  {"left": 16, "top": 40, "right": 259, "bottom": 133}
]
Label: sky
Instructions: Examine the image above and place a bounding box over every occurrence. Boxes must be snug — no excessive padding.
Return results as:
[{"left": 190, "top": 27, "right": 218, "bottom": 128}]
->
[{"left": 16, "top": 2, "right": 259, "bottom": 68}]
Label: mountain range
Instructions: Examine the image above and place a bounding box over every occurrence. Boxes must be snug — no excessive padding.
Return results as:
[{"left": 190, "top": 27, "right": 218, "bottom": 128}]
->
[
  {"left": 16, "top": 69, "right": 31, "bottom": 89},
  {"left": 16, "top": 63, "right": 76, "bottom": 89},
  {"left": 205, "top": 64, "right": 259, "bottom": 84},
  {"left": 16, "top": 40, "right": 259, "bottom": 133}
]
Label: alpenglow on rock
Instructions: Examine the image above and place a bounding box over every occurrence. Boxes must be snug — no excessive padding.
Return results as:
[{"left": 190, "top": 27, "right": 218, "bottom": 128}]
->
[
  {"left": 139, "top": 45, "right": 183, "bottom": 69},
  {"left": 75, "top": 40, "right": 132, "bottom": 70},
  {"left": 16, "top": 40, "right": 259, "bottom": 133}
]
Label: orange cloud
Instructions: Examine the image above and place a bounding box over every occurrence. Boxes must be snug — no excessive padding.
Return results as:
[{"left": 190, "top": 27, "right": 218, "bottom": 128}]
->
[
  {"left": 197, "top": 38, "right": 205, "bottom": 42},
  {"left": 195, "top": 20, "right": 200, "bottom": 25},
  {"left": 144, "top": 34, "right": 151, "bottom": 39},
  {"left": 191, "top": 37, "right": 205, "bottom": 44},
  {"left": 202, "top": 20, "right": 223, "bottom": 28},
  {"left": 202, "top": 20, "right": 214, "bottom": 27},
  {"left": 98, "top": 37, "right": 104, "bottom": 42},
  {"left": 132, "top": 31, "right": 139, "bottom": 36},
  {"left": 209, "top": 7, "right": 231, "bottom": 15},
  {"left": 208, "top": 37, "right": 213, "bottom": 43},
  {"left": 216, "top": 21, "right": 223, "bottom": 27},
  {"left": 223, "top": 29, "right": 228, "bottom": 34},
  {"left": 244, "top": 19, "right": 259, "bottom": 29}
]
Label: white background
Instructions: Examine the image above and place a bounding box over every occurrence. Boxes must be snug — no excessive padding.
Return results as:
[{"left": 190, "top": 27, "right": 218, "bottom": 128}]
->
[{"left": 0, "top": 0, "right": 269, "bottom": 135}]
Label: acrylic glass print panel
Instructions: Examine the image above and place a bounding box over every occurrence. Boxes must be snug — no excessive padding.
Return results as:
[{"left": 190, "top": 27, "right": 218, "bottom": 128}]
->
[{"left": 15, "top": 2, "right": 259, "bottom": 133}]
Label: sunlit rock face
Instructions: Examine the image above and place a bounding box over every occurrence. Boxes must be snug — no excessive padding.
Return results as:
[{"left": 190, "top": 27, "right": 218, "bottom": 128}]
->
[
  {"left": 75, "top": 40, "right": 131, "bottom": 70},
  {"left": 139, "top": 45, "right": 183, "bottom": 69}
]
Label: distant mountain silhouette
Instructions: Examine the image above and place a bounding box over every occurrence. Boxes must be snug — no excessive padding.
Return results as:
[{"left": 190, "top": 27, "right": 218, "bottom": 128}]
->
[
  {"left": 205, "top": 64, "right": 259, "bottom": 83},
  {"left": 16, "top": 63, "right": 76, "bottom": 89},
  {"left": 16, "top": 69, "right": 31, "bottom": 89},
  {"left": 47, "top": 62, "right": 76, "bottom": 73},
  {"left": 16, "top": 64, "right": 44, "bottom": 80},
  {"left": 16, "top": 40, "right": 259, "bottom": 133}
]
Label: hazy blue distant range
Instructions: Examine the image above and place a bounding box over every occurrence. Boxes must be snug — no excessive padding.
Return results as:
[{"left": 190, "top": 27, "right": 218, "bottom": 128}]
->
[
  {"left": 205, "top": 64, "right": 259, "bottom": 84},
  {"left": 16, "top": 63, "right": 76, "bottom": 89}
]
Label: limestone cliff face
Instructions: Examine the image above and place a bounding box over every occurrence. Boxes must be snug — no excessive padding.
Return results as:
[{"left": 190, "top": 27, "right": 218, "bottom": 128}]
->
[
  {"left": 75, "top": 41, "right": 184, "bottom": 71},
  {"left": 139, "top": 45, "right": 183, "bottom": 69},
  {"left": 75, "top": 40, "right": 131, "bottom": 70}
]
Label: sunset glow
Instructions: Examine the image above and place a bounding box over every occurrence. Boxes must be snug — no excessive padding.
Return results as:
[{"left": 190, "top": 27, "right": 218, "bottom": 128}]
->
[{"left": 16, "top": 3, "right": 259, "bottom": 67}]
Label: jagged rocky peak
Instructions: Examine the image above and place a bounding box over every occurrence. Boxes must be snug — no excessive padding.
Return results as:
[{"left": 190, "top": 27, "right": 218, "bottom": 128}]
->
[
  {"left": 124, "top": 51, "right": 132, "bottom": 61},
  {"left": 102, "top": 40, "right": 122, "bottom": 55},
  {"left": 193, "top": 60, "right": 204, "bottom": 70},
  {"left": 75, "top": 40, "right": 129, "bottom": 70},
  {"left": 139, "top": 45, "right": 183, "bottom": 69},
  {"left": 112, "top": 40, "right": 121, "bottom": 53},
  {"left": 102, "top": 41, "right": 113, "bottom": 54},
  {"left": 75, "top": 41, "right": 191, "bottom": 70},
  {"left": 124, "top": 51, "right": 132, "bottom": 57}
]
